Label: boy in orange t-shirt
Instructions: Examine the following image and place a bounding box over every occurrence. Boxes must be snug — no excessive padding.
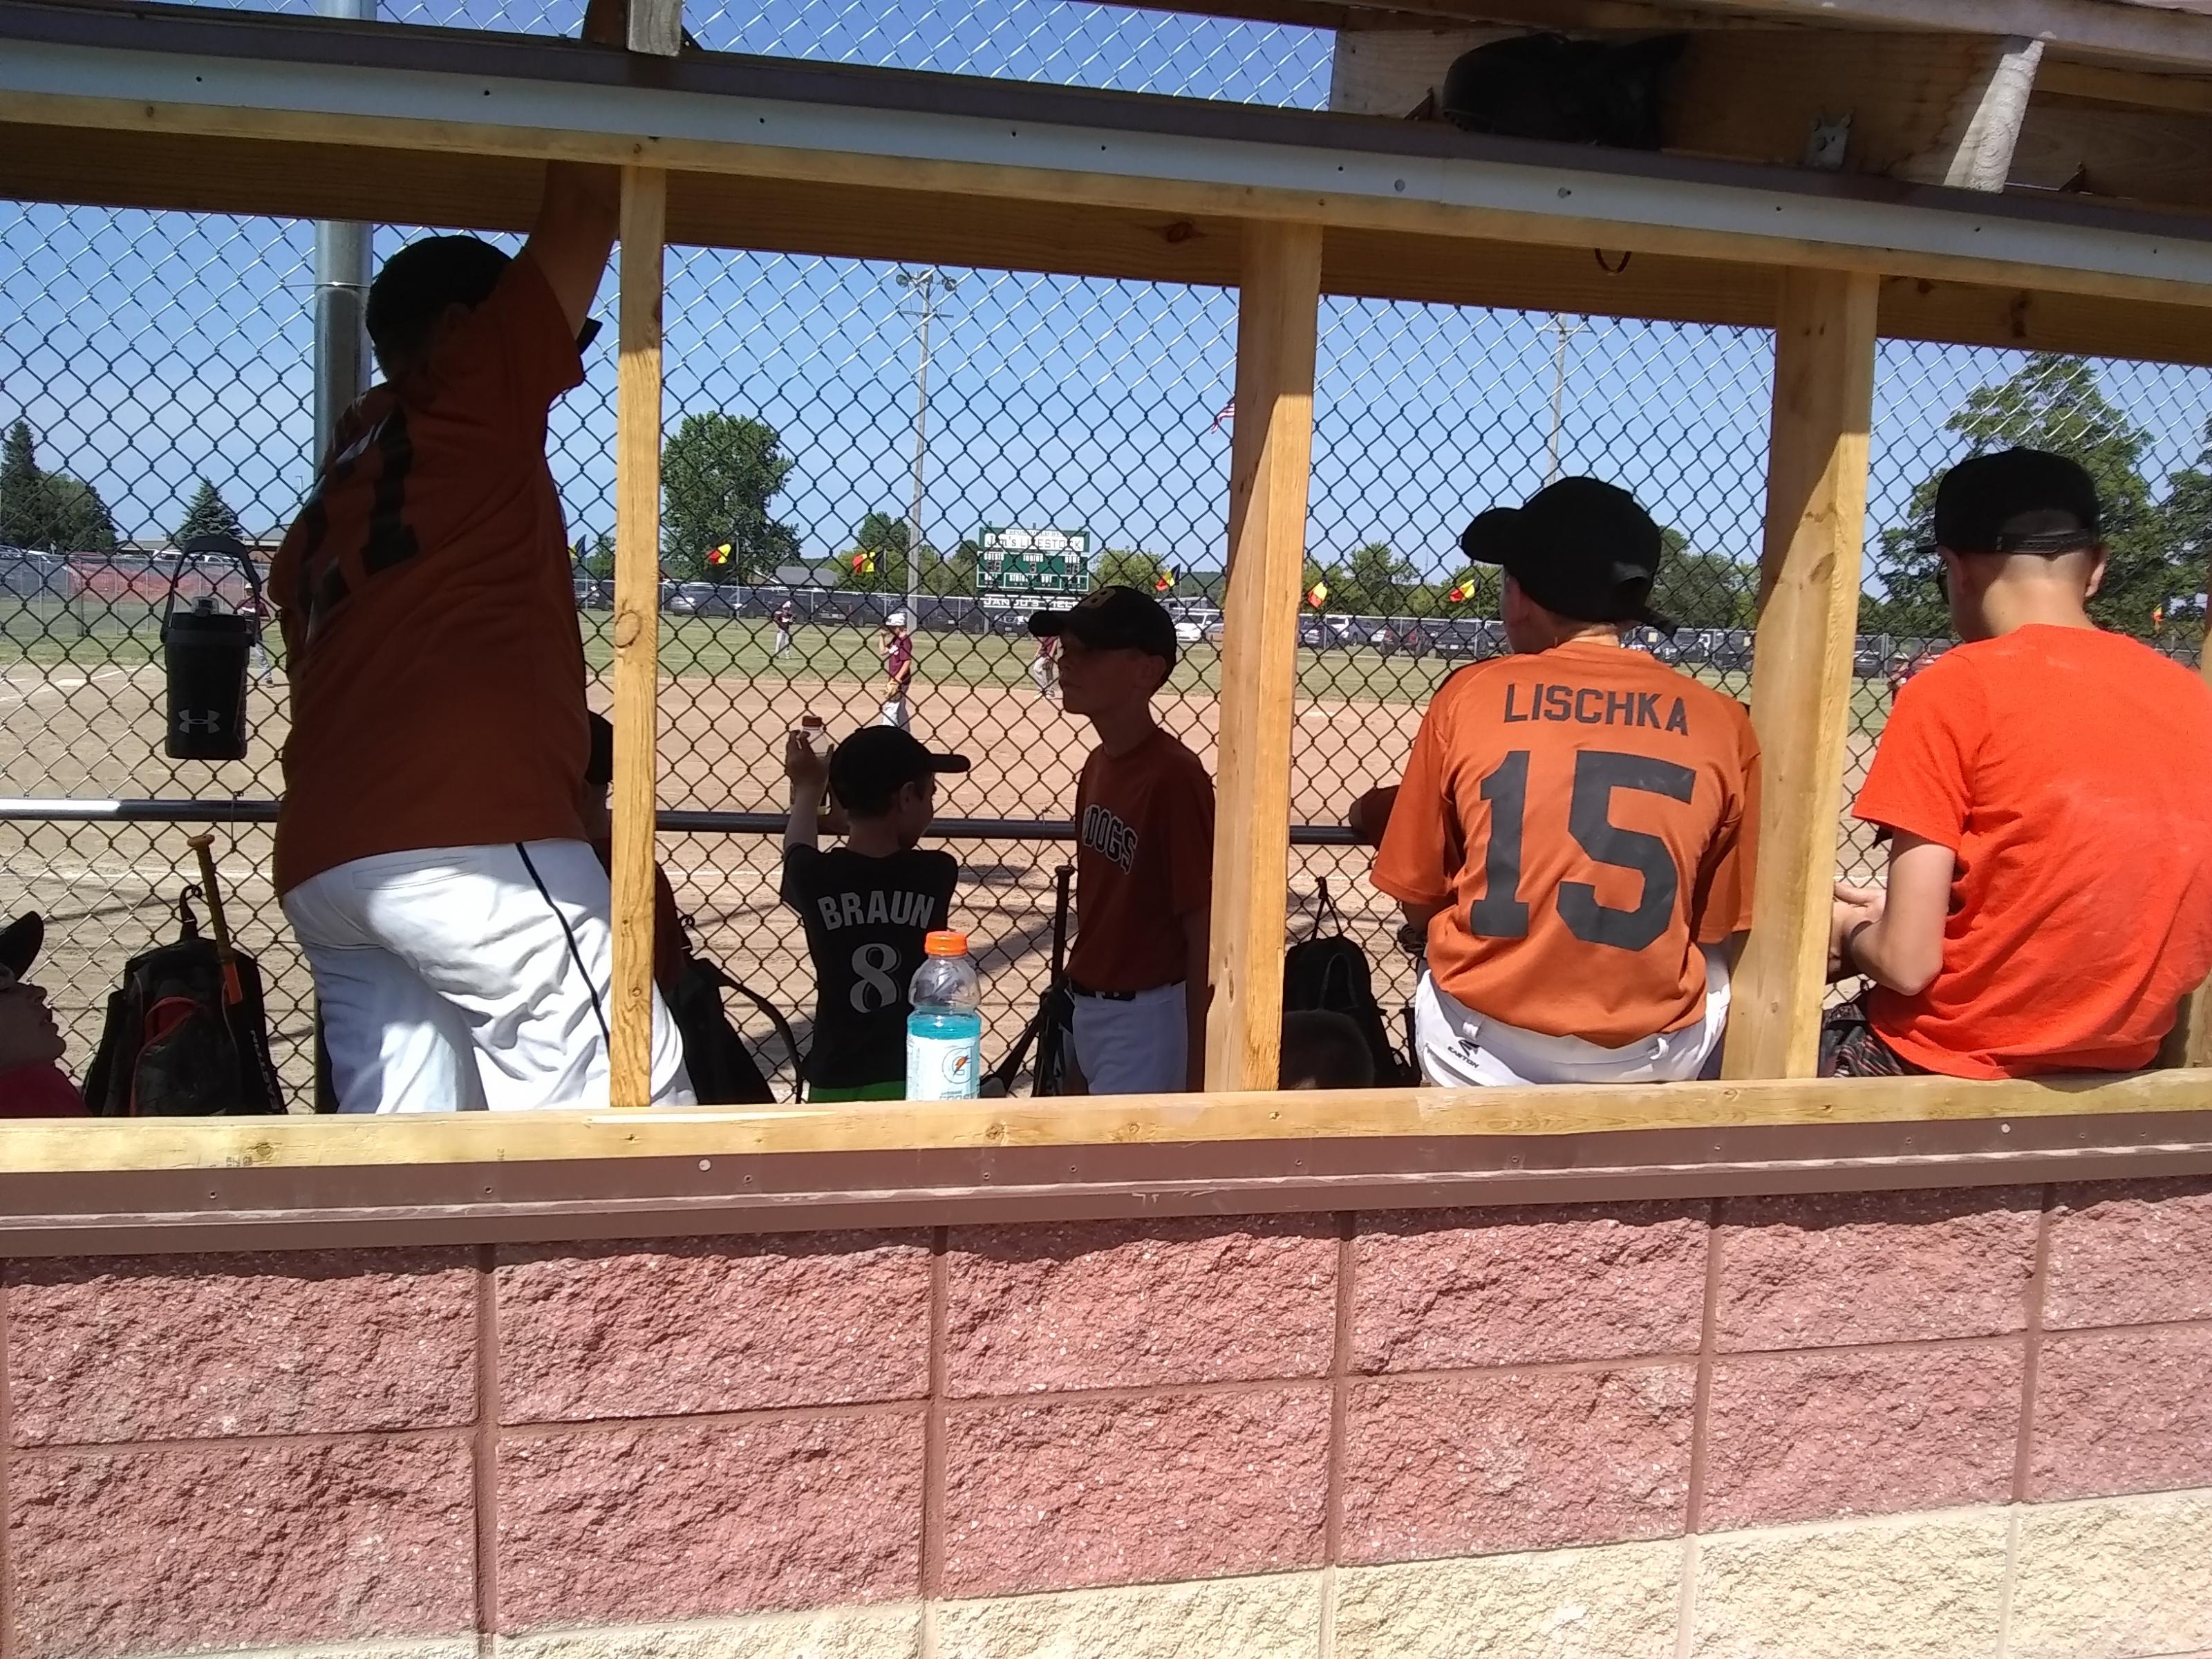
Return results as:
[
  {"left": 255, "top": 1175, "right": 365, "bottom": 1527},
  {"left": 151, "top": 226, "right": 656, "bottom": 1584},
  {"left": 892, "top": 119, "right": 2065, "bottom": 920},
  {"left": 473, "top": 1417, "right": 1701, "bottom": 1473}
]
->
[
  {"left": 1029, "top": 587, "right": 1215, "bottom": 1094},
  {"left": 1828, "top": 448, "right": 2212, "bottom": 1079},
  {"left": 1373, "top": 478, "right": 1761, "bottom": 1085}
]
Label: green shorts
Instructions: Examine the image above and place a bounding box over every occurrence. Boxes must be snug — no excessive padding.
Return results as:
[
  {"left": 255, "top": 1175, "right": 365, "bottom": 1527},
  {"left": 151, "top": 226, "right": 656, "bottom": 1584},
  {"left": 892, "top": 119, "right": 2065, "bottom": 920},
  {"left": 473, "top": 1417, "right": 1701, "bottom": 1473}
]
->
[{"left": 807, "top": 1080, "right": 906, "bottom": 1103}]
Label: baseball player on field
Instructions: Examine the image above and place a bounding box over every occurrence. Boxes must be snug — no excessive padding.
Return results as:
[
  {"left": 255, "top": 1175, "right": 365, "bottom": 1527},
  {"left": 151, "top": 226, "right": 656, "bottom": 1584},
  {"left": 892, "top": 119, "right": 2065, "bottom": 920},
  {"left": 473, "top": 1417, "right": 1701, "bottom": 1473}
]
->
[
  {"left": 879, "top": 610, "right": 915, "bottom": 731},
  {"left": 1370, "top": 477, "right": 1762, "bottom": 1086}
]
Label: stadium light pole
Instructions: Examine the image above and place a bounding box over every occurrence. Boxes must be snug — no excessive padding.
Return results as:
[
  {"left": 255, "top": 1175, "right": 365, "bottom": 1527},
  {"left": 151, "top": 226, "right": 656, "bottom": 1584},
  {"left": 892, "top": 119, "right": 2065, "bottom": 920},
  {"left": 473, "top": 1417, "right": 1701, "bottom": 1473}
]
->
[
  {"left": 312, "top": 0, "right": 375, "bottom": 461},
  {"left": 896, "top": 267, "right": 957, "bottom": 608},
  {"left": 1544, "top": 313, "right": 1584, "bottom": 486}
]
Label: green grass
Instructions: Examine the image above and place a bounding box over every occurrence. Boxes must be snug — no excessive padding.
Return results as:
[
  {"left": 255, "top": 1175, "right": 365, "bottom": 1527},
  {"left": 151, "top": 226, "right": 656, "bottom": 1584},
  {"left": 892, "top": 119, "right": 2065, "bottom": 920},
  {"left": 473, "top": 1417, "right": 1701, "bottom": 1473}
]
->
[{"left": 0, "top": 601, "right": 1896, "bottom": 723}]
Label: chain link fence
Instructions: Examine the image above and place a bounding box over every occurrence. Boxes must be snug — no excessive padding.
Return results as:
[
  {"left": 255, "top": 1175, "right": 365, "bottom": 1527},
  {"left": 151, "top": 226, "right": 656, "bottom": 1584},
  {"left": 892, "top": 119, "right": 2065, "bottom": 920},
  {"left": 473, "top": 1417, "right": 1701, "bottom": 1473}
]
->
[{"left": 8, "top": 1, "right": 2212, "bottom": 1100}]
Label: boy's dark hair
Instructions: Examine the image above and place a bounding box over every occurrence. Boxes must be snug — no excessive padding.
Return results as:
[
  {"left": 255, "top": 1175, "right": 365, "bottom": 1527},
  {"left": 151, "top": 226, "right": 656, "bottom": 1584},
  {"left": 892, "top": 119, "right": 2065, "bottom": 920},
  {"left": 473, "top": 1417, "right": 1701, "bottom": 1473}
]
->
[
  {"left": 1278, "top": 1009, "right": 1377, "bottom": 1090},
  {"left": 366, "top": 236, "right": 511, "bottom": 362}
]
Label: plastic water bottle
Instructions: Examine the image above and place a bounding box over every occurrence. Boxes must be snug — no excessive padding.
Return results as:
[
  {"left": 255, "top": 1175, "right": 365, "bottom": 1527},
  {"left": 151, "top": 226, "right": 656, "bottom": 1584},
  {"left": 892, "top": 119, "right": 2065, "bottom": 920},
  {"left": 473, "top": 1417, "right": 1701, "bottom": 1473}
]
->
[{"left": 906, "top": 930, "right": 982, "bottom": 1100}]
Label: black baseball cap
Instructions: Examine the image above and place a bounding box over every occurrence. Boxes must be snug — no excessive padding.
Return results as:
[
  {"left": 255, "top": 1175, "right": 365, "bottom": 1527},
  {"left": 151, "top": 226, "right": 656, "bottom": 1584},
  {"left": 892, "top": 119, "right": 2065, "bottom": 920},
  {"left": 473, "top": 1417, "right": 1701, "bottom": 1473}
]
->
[
  {"left": 1029, "top": 585, "right": 1179, "bottom": 668},
  {"left": 1460, "top": 476, "right": 1676, "bottom": 632},
  {"left": 829, "top": 726, "right": 972, "bottom": 807},
  {"left": 583, "top": 712, "right": 615, "bottom": 790},
  {"left": 1932, "top": 448, "right": 2102, "bottom": 556},
  {"left": 0, "top": 913, "right": 41, "bottom": 984}
]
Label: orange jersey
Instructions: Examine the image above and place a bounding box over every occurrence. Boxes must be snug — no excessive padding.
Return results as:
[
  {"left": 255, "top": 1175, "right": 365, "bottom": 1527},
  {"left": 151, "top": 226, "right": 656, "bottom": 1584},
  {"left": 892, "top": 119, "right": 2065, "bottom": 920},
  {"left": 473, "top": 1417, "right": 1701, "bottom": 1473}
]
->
[
  {"left": 269, "top": 252, "right": 589, "bottom": 894},
  {"left": 1069, "top": 729, "right": 1215, "bottom": 994},
  {"left": 1374, "top": 639, "right": 1760, "bottom": 1045},
  {"left": 1855, "top": 626, "right": 2212, "bottom": 1078}
]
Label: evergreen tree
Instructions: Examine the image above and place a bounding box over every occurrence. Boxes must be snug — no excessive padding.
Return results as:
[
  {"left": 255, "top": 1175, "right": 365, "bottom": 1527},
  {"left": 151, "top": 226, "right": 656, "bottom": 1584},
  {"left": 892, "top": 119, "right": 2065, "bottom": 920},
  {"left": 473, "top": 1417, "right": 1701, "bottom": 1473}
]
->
[{"left": 172, "top": 478, "right": 244, "bottom": 545}]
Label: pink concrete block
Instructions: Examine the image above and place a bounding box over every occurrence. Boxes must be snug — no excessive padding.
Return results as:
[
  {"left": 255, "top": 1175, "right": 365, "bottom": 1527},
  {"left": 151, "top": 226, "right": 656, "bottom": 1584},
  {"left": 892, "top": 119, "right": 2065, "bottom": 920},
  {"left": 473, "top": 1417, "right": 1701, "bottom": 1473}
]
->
[
  {"left": 2031, "top": 1324, "right": 2212, "bottom": 1501},
  {"left": 2045, "top": 1178, "right": 2212, "bottom": 1330},
  {"left": 12, "top": 1435, "right": 474, "bottom": 1659},
  {"left": 1341, "top": 1364, "right": 1694, "bottom": 1564},
  {"left": 944, "top": 1217, "right": 1337, "bottom": 1396},
  {"left": 939, "top": 1385, "right": 1330, "bottom": 1597},
  {"left": 8, "top": 1249, "right": 477, "bottom": 1445},
  {"left": 498, "top": 1409, "right": 924, "bottom": 1630},
  {"left": 1716, "top": 1188, "right": 2041, "bottom": 1351},
  {"left": 1702, "top": 1342, "right": 2023, "bottom": 1528},
  {"left": 496, "top": 1232, "right": 930, "bottom": 1422},
  {"left": 1353, "top": 1201, "right": 1706, "bottom": 1373}
]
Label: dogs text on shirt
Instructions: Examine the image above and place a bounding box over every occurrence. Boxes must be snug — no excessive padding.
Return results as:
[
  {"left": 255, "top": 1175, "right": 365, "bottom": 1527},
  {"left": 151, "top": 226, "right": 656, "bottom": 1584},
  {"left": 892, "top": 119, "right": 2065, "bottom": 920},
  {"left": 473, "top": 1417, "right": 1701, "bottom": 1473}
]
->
[{"left": 1081, "top": 803, "right": 1138, "bottom": 872}]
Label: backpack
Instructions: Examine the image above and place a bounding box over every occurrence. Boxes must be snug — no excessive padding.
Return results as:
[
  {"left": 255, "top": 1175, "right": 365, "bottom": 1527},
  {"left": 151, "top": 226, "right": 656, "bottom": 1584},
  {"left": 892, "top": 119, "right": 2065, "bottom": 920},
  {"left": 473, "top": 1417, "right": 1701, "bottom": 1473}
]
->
[
  {"left": 84, "top": 890, "right": 286, "bottom": 1116},
  {"left": 666, "top": 915, "right": 801, "bottom": 1105},
  {"left": 1282, "top": 879, "right": 1416, "bottom": 1086},
  {"left": 986, "top": 864, "right": 1076, "bottom": 1098}
]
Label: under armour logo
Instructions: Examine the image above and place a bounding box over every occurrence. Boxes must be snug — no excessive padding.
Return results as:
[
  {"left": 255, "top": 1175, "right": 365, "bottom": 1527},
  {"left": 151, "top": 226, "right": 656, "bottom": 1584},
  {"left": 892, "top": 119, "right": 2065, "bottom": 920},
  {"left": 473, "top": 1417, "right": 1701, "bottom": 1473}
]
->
[{"left": 176, "top": 711, "right": 225, "bottom": 734}]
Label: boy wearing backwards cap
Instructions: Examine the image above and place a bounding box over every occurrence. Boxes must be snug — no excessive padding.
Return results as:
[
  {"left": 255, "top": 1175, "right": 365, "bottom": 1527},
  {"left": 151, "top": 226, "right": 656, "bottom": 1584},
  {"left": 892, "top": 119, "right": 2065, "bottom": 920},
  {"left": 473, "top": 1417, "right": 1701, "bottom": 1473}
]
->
[
  {"left": 783, "top": 723, "right": 967, "bottom": 1100},
  {"left": 1827, "top": 447, "right": 2212, "bottom": 1078},
  {"left": 1029, "top": 585, "right": 1215, "bottom": 1094},
  {"left": 1372, "top": 477, "right": 1761, "bottom": 1085}
]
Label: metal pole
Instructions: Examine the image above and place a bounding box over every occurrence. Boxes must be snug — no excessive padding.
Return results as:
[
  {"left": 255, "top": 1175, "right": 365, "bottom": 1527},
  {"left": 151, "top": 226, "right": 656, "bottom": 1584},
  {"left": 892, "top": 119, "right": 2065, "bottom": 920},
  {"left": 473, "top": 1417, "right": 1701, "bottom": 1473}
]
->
[
  {"left": 312, "top": 0, "right": 375, "bottom": 460},
  {"left": 1544, "top": 315, "right": 1581, "bottom": 486},
  {"left": 905, "top": 284, "right": 932, "bottom": 607}
]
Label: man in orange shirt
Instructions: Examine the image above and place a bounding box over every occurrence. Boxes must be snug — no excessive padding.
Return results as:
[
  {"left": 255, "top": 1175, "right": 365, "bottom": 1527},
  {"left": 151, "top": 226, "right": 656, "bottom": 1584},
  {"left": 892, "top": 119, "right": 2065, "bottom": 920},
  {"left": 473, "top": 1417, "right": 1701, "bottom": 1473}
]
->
[
  {"left": 1373, "top": 478, "right": 1761, "bottom": 1085},
  {"left": 270, "top": 0, "right": 688, "bottom": 1112},
  {"left": 1828, "top": 448, "right": 2212, "bottom": 1078}
]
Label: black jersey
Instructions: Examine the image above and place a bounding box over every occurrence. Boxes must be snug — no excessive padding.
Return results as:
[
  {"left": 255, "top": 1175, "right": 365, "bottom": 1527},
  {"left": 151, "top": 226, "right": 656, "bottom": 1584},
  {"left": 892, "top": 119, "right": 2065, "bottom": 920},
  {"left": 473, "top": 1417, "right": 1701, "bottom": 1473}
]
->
[{"left": 780, "top": 844, "right": 957, "bottom": 1088}]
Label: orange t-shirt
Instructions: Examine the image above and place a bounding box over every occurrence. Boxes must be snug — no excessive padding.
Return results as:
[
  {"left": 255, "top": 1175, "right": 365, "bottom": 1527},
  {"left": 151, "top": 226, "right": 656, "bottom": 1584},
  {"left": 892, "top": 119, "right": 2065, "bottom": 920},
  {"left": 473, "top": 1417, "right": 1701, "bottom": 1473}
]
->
[
  {"left": 270, "top": 252, "right": 589, "bottom": 894},
  {"left": 1068, "top": 729, "right": 1215, "bottom": 993},
  {"left": 1374, "top": 639, "right": 1761, "bottom": 1045},
  {"left": 1854, "top": 625, "right": 2212, "bottom": 1078}
]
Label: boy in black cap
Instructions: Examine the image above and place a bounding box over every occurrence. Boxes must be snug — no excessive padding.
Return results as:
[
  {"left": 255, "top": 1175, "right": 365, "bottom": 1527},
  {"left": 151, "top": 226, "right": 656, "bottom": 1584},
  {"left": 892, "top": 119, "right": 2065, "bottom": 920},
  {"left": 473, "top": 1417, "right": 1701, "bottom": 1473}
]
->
[
  {"left": 1030, "top": 585, "right": 1215, "bottom": 1094},
  {"left": 1827, "top": 447, "right": 2212, "bottom": 1078},
  {"left": 1372, "top": 476, "right": 1761, "bottom": 1085},
  {"left": 782, "top": 721, "right": 967, "bottom": 1100}
]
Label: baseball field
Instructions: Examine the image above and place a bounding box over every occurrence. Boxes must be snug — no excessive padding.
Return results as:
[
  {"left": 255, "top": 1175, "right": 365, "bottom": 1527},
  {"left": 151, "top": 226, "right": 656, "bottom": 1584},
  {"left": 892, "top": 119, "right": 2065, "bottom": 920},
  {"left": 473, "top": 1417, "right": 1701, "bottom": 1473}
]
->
[{"left": 0, "top": 608, "right": 1890, "bottom": 1105}]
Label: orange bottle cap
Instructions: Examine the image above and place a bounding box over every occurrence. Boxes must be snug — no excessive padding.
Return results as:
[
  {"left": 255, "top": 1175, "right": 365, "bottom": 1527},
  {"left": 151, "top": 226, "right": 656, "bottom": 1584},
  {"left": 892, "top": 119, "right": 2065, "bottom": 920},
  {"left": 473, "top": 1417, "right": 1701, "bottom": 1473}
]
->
[{"left": 925, "top": 930, "right": 968, "bottom": 956}]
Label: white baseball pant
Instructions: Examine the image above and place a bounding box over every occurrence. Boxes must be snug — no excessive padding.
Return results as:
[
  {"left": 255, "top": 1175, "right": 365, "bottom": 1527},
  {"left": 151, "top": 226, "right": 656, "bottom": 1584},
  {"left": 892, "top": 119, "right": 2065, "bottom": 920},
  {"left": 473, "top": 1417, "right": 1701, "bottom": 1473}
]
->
[{"left": 283, "top": 838, "right": 693, "bottom": 1112}]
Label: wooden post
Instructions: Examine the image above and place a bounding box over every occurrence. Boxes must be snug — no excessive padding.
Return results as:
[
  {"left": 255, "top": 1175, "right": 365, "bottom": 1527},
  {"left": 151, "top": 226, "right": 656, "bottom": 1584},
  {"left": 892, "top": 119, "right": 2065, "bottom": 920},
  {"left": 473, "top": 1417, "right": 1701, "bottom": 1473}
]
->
[
  {"left": 1722, "top": 268, "right": 1880, "bottom": 1080},
  {"left": 610, "top": 165, "right": 666, "bottom": 1107},
  {"left": 1206, "top": 221, "right": 1322, "bottom": 1093},
  {"left": 2162, "top": 615, "right": 2212, "bottom": 1068}
]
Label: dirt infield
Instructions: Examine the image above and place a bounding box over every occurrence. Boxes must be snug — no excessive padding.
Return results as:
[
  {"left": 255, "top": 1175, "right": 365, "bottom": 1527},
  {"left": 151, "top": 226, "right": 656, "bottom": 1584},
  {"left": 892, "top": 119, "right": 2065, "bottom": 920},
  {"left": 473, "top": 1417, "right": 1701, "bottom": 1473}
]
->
[{"left": 0, "top": 656, "right": 1882, "bottom": 1106}]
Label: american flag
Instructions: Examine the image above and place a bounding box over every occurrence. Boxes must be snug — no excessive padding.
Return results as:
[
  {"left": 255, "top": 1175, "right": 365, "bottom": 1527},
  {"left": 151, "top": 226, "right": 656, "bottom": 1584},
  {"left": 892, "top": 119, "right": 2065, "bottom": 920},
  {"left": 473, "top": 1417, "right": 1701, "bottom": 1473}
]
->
[{"left": 1210, "top": 397, "right": 1235, "bottom": 432}]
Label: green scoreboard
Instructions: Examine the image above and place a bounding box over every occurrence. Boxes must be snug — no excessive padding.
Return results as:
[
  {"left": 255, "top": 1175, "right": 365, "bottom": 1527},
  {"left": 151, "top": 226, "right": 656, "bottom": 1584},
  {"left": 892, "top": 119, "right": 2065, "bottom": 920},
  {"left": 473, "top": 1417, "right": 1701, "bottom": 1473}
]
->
[{"left": 975, "top": 525, "right": 1094, "bottom": 610}]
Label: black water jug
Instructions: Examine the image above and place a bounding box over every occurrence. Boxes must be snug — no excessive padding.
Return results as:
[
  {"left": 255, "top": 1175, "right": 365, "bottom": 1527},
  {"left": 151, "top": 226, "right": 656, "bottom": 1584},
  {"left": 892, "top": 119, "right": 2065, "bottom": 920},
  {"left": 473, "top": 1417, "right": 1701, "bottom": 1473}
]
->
[{"left": 161, "top": 534, "right": 264, "bottom": 762}]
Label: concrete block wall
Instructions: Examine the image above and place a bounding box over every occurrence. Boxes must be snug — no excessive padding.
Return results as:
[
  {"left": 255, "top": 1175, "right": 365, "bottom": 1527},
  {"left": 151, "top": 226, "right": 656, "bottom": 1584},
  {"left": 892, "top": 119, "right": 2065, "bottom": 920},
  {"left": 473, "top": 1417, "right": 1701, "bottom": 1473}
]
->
[{"left": 1, "top": 1177, "right": 2208, "bottom": 1658}]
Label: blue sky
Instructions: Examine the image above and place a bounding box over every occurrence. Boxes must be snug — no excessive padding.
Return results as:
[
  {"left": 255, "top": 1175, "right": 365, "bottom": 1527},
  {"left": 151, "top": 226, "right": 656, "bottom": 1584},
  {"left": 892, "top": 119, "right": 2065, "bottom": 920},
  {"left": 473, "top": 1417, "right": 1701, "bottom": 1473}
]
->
[{"left": 5, "top": 0, "right": 2211, "bottom": 590}]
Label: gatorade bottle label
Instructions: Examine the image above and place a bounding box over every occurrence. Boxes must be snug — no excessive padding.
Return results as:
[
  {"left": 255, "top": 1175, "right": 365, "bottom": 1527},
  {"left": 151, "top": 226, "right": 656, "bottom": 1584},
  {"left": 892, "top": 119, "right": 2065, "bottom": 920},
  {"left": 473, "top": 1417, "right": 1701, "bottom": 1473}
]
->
[{"left": 906, "top": 1031, "right": 981, "bottom": 1100}]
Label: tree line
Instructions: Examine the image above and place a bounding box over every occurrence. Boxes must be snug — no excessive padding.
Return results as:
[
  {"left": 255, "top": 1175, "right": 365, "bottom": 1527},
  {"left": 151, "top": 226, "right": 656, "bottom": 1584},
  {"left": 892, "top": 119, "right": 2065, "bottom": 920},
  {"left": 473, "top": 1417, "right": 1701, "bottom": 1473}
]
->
[{"left": 10, "top": 352, "right": 2208, "bottom": 647}]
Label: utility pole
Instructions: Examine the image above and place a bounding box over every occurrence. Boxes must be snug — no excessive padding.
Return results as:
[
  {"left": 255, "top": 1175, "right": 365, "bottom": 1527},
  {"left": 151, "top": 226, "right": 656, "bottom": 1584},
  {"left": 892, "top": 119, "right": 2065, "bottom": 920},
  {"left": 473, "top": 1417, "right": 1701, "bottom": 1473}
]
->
[
  {"left": 895, "top": 268, "right": 958, "bottom": 607},
  {"left": 1545, "top": 314, "right": 1585, "bottom": 485},
  {"left": 312, "top": 0, "right": 376, "bottom": 461}
]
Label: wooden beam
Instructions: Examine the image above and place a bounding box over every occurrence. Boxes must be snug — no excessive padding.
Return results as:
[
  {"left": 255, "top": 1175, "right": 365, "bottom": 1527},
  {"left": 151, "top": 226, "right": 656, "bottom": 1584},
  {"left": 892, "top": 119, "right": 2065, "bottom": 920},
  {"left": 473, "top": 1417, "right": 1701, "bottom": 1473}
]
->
[
  {"left": 2166, "top": 615, "right": 2212, "bottom": 1070},
  {"left": 1723, "top": 267, "right": 1878, "bottom": 1080},
  {"left": 2013, "top": 98, "right": 2212, "bottom": 212},
  {"left": 1208, "top": 221, "right": 1323, "bottom": 1092},
  {"left": 2038, "top": 59, "right": 2212, "bottom": 118},
  {"left": 9, "top": 120, "right": 2212, "bottom": 365},
  {"left": 626, "top": 0, "right": 682, "bottom": 57},
  {"left": 611, "top": 165, "right": 665, "bottom": 1108},
  {"left": 1893, "top": 36, "right": 2043, "bottom": 189},
  {"left": 1, "top": 1068, "right": 2210, "bottom": 1171}
]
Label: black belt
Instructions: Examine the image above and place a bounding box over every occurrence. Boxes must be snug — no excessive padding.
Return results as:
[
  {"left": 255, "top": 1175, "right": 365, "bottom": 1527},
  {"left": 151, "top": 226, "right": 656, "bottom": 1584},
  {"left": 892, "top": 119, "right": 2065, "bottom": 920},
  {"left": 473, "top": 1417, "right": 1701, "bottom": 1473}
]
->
[{"left": 1068, "top": 978, "right": 1181, "bottom": 1002}]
